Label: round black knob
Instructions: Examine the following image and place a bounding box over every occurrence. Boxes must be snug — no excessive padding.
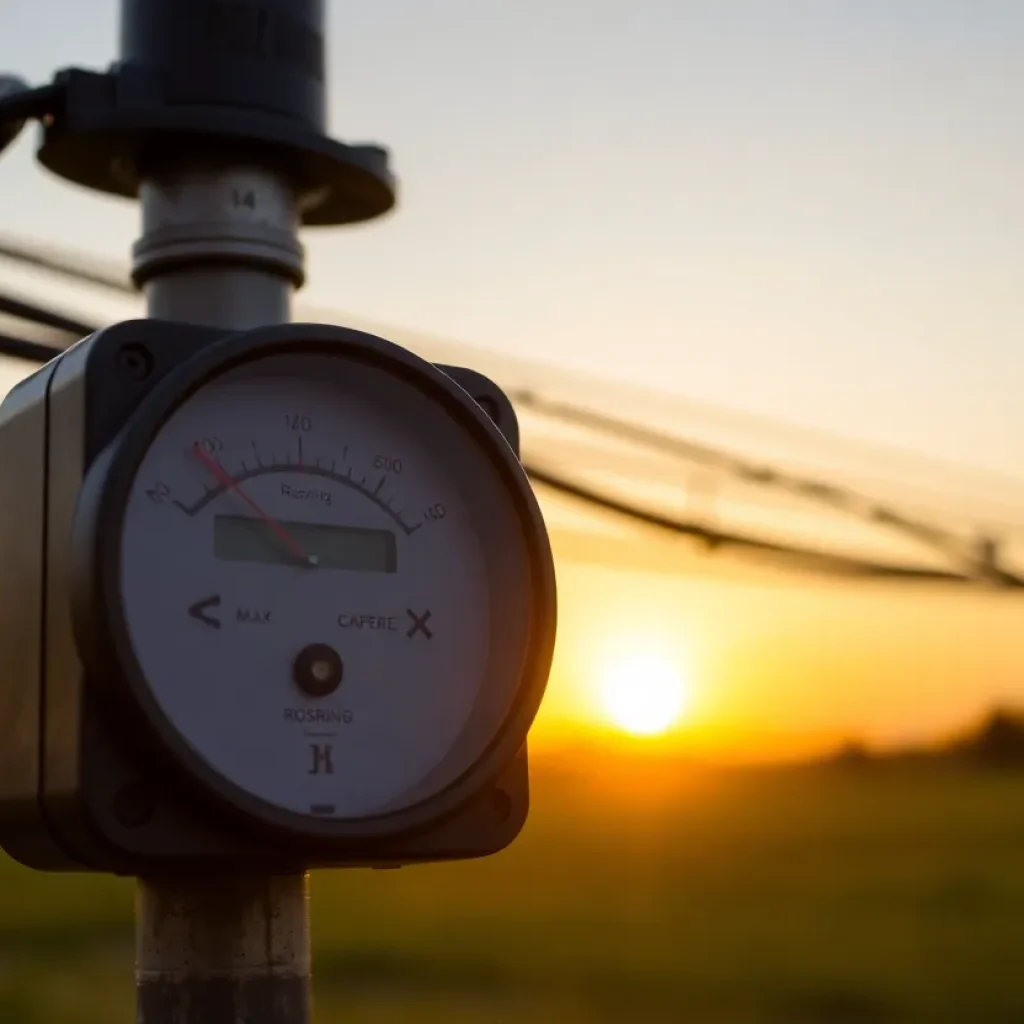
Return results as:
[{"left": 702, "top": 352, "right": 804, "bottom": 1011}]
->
[{"left": 293, "top": 642, "right": 343, "bottom": 698}]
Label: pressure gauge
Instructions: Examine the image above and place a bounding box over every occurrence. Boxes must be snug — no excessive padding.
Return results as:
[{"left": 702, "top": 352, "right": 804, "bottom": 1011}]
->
[{"left": 70, "top": 325, "right": 556, "bottom": 844}]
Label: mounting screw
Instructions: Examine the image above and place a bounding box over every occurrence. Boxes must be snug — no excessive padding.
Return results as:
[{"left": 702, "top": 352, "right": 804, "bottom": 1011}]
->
[
  {"left": 112, "top": 782, "right": 156, "bottom": 829},
  {"left": 116, "top": 343, "right": 154, "bottom": 381}
]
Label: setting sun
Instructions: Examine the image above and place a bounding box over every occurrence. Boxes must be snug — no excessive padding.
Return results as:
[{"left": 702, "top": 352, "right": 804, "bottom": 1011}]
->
[{"left": 599, "top": 650, "right": 691, "bottom": 737}]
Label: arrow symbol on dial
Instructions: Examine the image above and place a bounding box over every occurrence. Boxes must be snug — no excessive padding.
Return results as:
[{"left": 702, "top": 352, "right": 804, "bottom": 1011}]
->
[{"left": 188, "top": 594, "right": 221, "bottom": 629}]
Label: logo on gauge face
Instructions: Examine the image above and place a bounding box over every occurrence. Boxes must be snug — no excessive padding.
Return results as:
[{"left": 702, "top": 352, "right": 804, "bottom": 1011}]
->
[
  {"left": 308, "top": 744, "right": 335, "bottom": 775},
  {"left": 280, "top": 484, "right": 333, "bottom": 507},
  {"left": 283, "top": 708, "right": 354, "bottom": 725}
]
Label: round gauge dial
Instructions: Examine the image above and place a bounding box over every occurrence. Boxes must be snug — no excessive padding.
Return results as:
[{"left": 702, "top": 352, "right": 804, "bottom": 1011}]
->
[{"left": 79, "top": 333, "right": 553, "bottom": 838}]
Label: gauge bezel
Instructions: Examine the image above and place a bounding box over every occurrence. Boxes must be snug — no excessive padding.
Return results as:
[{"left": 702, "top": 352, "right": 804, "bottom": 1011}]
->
[{"left": 71, "top": 323, "right": 556, "bottom": 843}]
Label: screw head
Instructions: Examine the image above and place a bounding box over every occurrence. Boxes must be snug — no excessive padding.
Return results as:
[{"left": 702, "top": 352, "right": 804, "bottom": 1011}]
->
[
  {"left": 112, "top": 782, "right": 156, "bottom": 829},
  {"left": 116, "top": 343, "right": 153, "bottom": 381}
]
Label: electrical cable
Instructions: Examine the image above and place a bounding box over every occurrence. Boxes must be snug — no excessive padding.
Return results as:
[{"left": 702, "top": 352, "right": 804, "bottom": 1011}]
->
[
  {"left": 515, "top": 390, "right": 987, "bottom": 576},
  {"left": 0, "top": 232, "right": 1022, "bottom": 536},
  {"left": 0, "top": 331, "right": 64, "bottom": 365},
  {"left": 1, "top": 316, "right": 1020, "bottom": 586},
  {"left": 0, "top": 234, "right": 1021, "bottom": 586},
  {"left": 524, "top": 462, "right": 1012, "bottom": 586},
  {"left": 0, "top": 290, "right": 98, "bottom": 336},
  {"left": 0, "top": 235, "right": 134, "bottom": 294}
]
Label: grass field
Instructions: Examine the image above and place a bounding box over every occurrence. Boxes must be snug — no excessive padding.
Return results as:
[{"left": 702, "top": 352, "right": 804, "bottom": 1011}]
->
[{"left": 3, "top": 756, "right": 1024, "bottom": 1022}]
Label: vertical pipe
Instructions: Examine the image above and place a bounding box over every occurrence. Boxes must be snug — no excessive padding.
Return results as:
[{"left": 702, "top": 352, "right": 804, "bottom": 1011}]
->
[
  {"left": 135, "top": 874, "right": 312, "bottom": 1024},
  {"left": 130, "top": 51, "right": 311, "bottom": 1024},
  {"left": 133, "top": 164, "right": 303, "bottom": 329},
  {"left": 132, "top": 162, "right": 312, "bottom": 1023},
  {"left": 122, "top": 3, "right": 330, "bottom": 1018}
]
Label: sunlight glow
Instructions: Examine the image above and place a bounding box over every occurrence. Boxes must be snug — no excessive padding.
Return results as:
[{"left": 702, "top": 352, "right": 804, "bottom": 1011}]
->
[{"left": 599, "top": 650, "right": 691, "bottom": 737}]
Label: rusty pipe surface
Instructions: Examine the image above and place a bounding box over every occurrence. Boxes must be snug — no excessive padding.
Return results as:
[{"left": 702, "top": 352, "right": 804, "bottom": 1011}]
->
[{"left": 135, "top": 873, "right": 311, "bottom": 1023}]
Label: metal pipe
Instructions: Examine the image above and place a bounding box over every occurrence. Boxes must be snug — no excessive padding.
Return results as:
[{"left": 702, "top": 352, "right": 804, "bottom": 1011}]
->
[
  {"left": 132, "top": 125, "right": 312, "bottom": 1024},
  {"left": 124, "top": 2, "right": 331, "bottom": 1016},
  {"left": 133, "top": 162, "right": 312, "bottom": 1014},
  {"left": 135, "top": 874, "right": 312, "bottom": 1023},
  {"left": 134, "top": 165, "right": 304, "bottom": 330}
]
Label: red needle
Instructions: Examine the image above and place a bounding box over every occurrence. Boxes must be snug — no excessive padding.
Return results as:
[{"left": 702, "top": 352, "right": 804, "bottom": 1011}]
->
[{"left": 192, "top": 443, "right": 313, "bottom": 566}]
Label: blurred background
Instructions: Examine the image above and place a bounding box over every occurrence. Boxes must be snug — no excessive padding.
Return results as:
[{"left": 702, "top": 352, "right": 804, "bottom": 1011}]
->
[{"left": 5, "top": 1, "right": 1024, "bottom": 1021}]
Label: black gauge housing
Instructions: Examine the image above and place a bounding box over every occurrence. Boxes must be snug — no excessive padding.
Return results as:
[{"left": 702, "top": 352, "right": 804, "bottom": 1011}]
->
[{"left": 0, "top": 320, "right": 556, "bottom": 874}]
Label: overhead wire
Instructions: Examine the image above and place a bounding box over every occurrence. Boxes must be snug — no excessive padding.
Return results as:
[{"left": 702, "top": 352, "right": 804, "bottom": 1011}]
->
[
  {"left": 0, "top": 312, "right": 1001, "bottom": 586},
  {"left": 0, "top": 236, "right": 134, "bottom": 295},
  {"left": 0, "top": 232, "right": 1020, "bottom": 587},
  {"left": 513, "top": 390, "right": 995, "bottom": 579},
  {"left": 0, "top": 331, "right": 65, "bottom": 365},
  {"left": 1, "top": 231, "right": 1023, "bottom": 516},
  {"left": 0, "top": 290, "right": 100, "bottom": 336},
  {"left": 524, "top": 463, "right": 1009, "bottom": 586}
]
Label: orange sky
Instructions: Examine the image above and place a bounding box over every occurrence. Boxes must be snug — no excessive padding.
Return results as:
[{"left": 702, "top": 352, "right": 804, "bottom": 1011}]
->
[
  {"left": 5, "top": 2, "right": 1024, "bottom": 768},
  {"left": 534, "top": 510, "right": 1024, "bottom": 764}
]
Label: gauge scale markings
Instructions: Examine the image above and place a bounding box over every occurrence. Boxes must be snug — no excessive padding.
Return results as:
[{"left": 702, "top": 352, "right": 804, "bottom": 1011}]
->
[{"left": 172, "top": 458, "right": 421, "bottom": 535}]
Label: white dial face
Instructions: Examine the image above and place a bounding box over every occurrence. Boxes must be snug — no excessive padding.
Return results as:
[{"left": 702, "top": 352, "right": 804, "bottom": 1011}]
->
[{"left": 118, "top": 353, "right": 526, "bottom": 822}]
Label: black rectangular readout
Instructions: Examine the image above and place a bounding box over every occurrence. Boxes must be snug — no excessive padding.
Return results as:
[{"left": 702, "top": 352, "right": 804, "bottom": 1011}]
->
[{"left": 214, "top": 514, "right": 396, "bottom": 573}]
